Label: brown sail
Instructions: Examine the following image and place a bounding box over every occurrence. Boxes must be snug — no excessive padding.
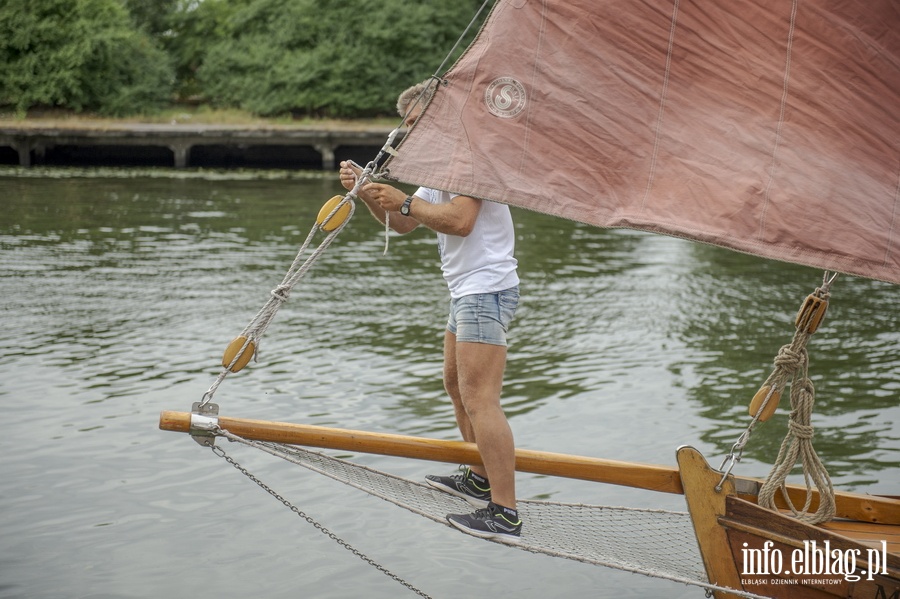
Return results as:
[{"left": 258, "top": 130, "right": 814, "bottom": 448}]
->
[{"left": 385, "top": 0, "right": 900, "bottom": 285}]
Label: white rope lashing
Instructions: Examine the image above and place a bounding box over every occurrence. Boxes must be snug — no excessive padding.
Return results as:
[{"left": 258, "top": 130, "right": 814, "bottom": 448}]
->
[{"left": 199, "top": 192, "right": 358, "bottom": 407}]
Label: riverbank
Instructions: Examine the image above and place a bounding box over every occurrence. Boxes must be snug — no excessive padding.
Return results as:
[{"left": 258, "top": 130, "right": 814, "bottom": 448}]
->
[
  {"left": 0, "top": 108, "right": 401, "bottom": 169},
  {"left": 0, "top": 106, "right": 396, "bottom": 129}
]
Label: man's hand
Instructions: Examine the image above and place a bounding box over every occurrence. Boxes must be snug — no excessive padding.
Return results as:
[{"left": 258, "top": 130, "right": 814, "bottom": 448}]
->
[
  {"left": 337, "top": 161, "right": 417, "bottom": 232},
  {"left": 361, "top": 182, "right": 408, "bottom": 212},
  {"left": 338, "top": 160, "right": 406, "bottom": 212},
  {"left": 339, "top": 160, "right": 361, "bottom": 192}
]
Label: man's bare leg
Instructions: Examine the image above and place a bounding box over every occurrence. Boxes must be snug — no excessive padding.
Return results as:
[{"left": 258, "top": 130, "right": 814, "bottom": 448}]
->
[
  {"left": 455, "top": 339, "right": 516, "bottom": 509},
  {"left": 443, "top": 330, "right": 488, "bottom": 479}
]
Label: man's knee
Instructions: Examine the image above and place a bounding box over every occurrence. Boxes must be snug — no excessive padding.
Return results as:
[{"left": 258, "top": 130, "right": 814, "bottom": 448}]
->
[{"left": 445, "top": 382, "right": 462, "bottom": 406}]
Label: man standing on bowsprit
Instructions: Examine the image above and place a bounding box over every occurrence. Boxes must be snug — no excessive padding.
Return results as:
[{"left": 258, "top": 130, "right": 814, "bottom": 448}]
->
[{"left": 339, "top": 80, "right": 522, "bottom": 543}]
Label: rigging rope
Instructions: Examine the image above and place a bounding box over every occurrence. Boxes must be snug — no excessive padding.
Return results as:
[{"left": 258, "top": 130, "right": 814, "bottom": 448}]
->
[
  {"left": 199, "top": 195, "right": 357, "bottom": 407},
  {"left": 757, "top": 367, "right": 836, "bottom": 524},
  {"left": 756, "top": 273, "right": 837, "bottom": 524},
  {"left": 720, "top": 272, "right": 838, "bottom": 524}
]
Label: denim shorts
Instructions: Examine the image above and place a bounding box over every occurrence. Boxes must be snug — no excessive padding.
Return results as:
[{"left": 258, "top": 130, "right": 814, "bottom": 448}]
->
[{"left": 446, "top": 286, "right": 519, "bottom": 346}]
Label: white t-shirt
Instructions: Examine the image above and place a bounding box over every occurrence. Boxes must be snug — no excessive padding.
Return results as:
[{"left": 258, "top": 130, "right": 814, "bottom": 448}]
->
[{"left": 414, "top": 187, "right": 519, "bottom": 298}]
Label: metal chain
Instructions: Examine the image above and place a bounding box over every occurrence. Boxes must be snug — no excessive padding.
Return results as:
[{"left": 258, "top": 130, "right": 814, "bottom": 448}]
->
[{"left": 209, "top": 443, "right": 433, "bottom": 599}]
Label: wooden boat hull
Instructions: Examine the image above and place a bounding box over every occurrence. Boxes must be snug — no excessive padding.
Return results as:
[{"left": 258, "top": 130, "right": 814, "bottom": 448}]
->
[{"left": 677, "top": 446, "right": 900, "bottom": 599}]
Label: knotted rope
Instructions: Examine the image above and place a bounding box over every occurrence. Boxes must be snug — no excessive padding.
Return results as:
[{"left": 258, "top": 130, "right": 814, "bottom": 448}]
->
[
  {"left": 720, "top": 273, "right": 838, "bottom": 525},
  {"left": 755, "top": 274, "right": 838, "bottom": 523},
  {"left": 756, "top": 340, "right": 836, "bottom": 523},
  {"left": 199, "top": 195, "right": 357, "bottom": 407}
]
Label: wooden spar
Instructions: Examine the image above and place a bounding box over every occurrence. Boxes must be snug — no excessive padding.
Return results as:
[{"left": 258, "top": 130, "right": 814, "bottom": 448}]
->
[
  {"left": 160, "top": 410, "right": 683, "bottom": 493},
  {"left": 159, "top": 410, "right": 900, "bottom": 524}
]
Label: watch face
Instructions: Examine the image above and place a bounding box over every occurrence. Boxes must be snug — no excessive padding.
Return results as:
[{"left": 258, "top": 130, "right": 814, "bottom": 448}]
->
[{"left": 400, "top": 205, "right": 409, "bottom": 215}]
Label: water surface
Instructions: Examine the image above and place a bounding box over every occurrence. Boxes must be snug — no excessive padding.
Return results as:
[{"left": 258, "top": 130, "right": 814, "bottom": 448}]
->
[{"left": 1, "top": 167, "right": 897, "bottom": 598}]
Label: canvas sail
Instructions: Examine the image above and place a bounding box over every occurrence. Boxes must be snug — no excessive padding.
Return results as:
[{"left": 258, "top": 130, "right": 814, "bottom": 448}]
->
[{"left": 385, "top": 0, "right": 900, "bottom": 285}]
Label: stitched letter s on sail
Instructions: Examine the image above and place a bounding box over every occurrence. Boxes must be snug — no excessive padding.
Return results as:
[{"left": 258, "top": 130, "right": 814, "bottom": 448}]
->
[{"left": 485, "top": 77, "right": 526, "bottom": 118}]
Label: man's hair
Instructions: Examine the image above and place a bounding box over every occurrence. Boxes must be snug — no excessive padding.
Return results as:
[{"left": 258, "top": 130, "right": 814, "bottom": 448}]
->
[{"left": 396, "top": 80, "right": 437, "bottom": 117}]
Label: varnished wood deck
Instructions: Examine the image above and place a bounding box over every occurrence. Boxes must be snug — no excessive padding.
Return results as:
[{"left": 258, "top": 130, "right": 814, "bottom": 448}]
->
[{"left": 820, "top": 519, "right": 900, "bottom": 554}]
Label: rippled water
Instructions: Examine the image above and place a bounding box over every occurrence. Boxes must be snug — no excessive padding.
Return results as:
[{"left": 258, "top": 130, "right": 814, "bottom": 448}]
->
[{"left": 1, "top": 168, "right": 898, "bottom": 598}]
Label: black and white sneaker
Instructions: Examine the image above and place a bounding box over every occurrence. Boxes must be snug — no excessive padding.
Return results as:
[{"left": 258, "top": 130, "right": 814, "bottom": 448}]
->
[
  {"left": 425, "top": 466, "right": 491, "bottom": 508},
  {"left": 447, "top": 502, "right": 522, "bottom": 543}
]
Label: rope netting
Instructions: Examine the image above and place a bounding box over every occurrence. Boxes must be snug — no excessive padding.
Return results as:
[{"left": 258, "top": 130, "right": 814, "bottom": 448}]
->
[{"left": 215, "top": 429, "right": 768, "bottom": 599}]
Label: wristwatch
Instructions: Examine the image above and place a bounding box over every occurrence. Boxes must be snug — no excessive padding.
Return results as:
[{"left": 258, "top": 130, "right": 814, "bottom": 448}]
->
[{"left": 400, "top": 195, "right": 414, "bottom": 216}]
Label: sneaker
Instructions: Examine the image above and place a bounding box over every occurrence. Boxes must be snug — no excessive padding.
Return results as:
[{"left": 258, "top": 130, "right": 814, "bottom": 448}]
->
[
  {"left": 425, "top": 466, "right": 491, "bottom": 508},
  {"left": 447, "top": 502, "right": 522, "bottom": 543}
]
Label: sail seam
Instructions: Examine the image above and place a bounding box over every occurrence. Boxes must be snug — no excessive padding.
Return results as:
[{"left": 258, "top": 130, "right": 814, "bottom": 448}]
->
[
  {"left": 885, "top": 164, "right": 900, "bottom": 268},
  {"left": 516, "top": 0, "right": 549, "bottom": 177},
  {"left": 759, "top": 0, "right": 800, "bottom": 242},
  {"left": 640, "top": 0, "right": 681, "bottom": 213}
]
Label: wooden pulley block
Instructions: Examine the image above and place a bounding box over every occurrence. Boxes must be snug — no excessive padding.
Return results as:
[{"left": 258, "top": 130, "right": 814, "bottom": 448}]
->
[
  {"left": 316, "top": 195, "right": 352, "bottom": 232},
  {"left": 795, "top": 293, "right": 828, "bottom": 334},
  {"left": 222, "top": 335, "right": 256, "bottom": 373},
  {"left": 748, "top": 384, "right": 782, "bottom": 422}
]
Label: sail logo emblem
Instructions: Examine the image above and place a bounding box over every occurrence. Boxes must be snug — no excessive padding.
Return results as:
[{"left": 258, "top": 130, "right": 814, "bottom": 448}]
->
[{"left": 485, "top": 77, "right": 526, "bottom": 118}]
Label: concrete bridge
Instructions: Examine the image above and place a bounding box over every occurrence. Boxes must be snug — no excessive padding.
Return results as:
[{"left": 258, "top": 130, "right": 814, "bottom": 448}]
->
[{"left": 0, "top": 122, "right": 403, "bottom": 169}]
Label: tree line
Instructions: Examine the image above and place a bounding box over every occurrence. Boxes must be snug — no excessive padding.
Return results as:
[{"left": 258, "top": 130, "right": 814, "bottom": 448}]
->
[{"left": 0, "top": 0, "right": 489, "bottom": 118}]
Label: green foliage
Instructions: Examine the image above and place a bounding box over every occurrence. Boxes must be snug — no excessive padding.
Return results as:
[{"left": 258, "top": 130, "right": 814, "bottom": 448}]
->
[
  {"left": 121, "top": 0, "right": 180, "bottom": 35},
  {"left": 0, "top": 0, "right": 174, "bottom": 116},
  {"left": 196, "top": 0, "right": 489, "bottom": 117},
  {"left": 0, "top": 0, "right": 490, "bottom": 118},
  {"left": 134, "top": 0, "right": 251, "bottom": 100}
]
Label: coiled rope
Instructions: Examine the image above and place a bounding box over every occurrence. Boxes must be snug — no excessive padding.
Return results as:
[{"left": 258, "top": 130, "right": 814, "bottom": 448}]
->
[
  {"left": 757, "top": 364, "right": 836, "bottom": 524},
  {"left": 720, "top": 272, "right": 838, "bottom": 524},
  {"left": 756, "top": 274, "right": 837, "bottom": 523}
]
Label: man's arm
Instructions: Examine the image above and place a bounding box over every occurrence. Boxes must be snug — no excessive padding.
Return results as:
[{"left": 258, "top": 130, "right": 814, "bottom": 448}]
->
[
  {"left": 400, "top": 193, "right": 480, "bottom": 237},
  {"left": 339, "top": 161, "right": 481, "bottom": 236}
]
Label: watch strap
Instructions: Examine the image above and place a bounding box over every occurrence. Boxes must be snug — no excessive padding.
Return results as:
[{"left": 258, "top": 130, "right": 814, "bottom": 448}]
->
[{"left": 400, "top": 195, "right": 414, "bottom": 215}]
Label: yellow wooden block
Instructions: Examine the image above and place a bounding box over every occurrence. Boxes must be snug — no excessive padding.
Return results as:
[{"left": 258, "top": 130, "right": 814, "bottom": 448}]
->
[
  {"left": 748, "top": 385, "right": 781, "bottom": 421},
  {"left": 222, "top": 335, "right": 255, "bottom": 372},
  {"left": 316, "top": 195, "right": 351, "bottom": 232}
]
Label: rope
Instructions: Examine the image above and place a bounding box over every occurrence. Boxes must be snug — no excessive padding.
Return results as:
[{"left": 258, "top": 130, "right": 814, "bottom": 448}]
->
[
  {"left": 757, "top": 346, "right": 837, "bottom": 523},
  {"left": 199, "top": 197, "right": 356, "bottom": 406},
  {"left": 748, "top": 273, "right": 838, "bottom": 524}
]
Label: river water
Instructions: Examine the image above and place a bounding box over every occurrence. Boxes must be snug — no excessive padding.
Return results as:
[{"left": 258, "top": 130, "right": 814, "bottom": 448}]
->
[{"left": 1, "top": 167, "right": 898, "bottom": 599}]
